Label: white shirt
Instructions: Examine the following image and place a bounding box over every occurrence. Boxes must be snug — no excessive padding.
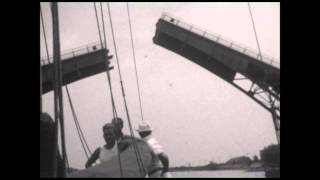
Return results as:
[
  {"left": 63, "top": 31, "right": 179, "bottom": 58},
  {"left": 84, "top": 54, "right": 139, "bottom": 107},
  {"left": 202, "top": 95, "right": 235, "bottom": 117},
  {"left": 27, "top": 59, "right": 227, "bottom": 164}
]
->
[
  {"left": 142, "top": 135, "right": 164, "bottom": 155},
  {"left": 99, "top": 143, "right": 118, "bottom": 163},
  {"left": 142, "top": 135, "right": 173, "bottom": 178}
]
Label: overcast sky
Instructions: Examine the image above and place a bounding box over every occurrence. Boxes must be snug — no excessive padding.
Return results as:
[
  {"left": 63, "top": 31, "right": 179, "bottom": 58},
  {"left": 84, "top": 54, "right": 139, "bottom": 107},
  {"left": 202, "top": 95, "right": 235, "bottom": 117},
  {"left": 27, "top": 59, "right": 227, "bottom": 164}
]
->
[{"left": 41, "top": 2, "right": 280, "bottom": 169}]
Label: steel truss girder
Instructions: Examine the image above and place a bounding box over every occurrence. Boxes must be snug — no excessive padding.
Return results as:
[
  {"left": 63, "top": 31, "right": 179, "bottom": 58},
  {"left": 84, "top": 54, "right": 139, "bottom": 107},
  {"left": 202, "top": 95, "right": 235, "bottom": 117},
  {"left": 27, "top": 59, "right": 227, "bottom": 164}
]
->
[{"left": 231, "top": 78, "right": 280, "bottom": 144}]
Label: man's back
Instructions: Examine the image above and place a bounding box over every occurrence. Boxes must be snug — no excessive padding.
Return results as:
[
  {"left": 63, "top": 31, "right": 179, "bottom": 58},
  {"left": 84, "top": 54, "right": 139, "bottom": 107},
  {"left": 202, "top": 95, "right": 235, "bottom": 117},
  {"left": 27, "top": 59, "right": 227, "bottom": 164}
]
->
[{"left": 142, "top": 135, "right": 164, "bottom": 155}]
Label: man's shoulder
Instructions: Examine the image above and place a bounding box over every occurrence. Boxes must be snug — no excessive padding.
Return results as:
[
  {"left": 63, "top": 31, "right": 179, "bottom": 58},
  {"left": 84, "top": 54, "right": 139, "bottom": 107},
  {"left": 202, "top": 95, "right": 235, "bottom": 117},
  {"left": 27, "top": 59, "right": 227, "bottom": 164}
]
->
[
  {"left": 122, "top": 135, "right": 143, "bottom": 142},
  {"left": 147, "top": 136, "right": 160, "bottom": 144},
  {"left": 146, "top": 137, "right": 164, "bottom": 154},
  {"left": 118, "top": 135, "right": 146, "bottom": 152}
]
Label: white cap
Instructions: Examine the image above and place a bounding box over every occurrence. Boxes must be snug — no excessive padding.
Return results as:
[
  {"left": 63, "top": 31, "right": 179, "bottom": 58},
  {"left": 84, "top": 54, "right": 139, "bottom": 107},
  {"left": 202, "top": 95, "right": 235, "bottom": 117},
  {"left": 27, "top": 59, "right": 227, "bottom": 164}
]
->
[{"left": 136, "top": 121, "right": 153, "bottom": 132}]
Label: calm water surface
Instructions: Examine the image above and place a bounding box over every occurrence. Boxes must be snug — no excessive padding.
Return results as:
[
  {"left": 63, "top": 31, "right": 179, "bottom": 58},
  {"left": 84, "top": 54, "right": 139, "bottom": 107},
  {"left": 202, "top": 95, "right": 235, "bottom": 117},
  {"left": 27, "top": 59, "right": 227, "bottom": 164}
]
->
[{"left": 171, "top": 170, "right": 265, "bottom": 178}]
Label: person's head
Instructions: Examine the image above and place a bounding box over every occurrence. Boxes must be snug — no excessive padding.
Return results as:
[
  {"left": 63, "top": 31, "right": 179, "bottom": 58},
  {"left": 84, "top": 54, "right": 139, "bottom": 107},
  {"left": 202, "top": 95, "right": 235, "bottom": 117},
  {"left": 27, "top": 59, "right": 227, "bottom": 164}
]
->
[
  {"left": 111, "top": 117, "right": 124, "bottom": 138},
  {"left": 102, "top": 123, "right": 116, "bottom": 145},
  {"left": 138, "top": 130, "right": 152, "bottom": 138},
  {"left": 136, "top": 121, "right": 153, "bottom": 138}
]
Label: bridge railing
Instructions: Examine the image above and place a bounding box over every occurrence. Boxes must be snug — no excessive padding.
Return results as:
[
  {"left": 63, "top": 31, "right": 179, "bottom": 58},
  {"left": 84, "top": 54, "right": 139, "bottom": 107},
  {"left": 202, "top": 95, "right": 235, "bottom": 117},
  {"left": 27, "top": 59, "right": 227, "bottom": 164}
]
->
[
  {"left": 160, "top": 13, "right": 280, "bottom": 68},
  {"left": 40, "top": 41, "right": 105, "bottom": 66}
]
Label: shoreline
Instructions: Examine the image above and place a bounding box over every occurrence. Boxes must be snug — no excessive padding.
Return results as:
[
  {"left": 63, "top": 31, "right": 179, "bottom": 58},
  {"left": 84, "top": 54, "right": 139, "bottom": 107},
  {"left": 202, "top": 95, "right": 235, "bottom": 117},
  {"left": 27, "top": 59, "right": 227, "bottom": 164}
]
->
[{"left": 169, "top": 168, "right": 265, "bottom": 172}]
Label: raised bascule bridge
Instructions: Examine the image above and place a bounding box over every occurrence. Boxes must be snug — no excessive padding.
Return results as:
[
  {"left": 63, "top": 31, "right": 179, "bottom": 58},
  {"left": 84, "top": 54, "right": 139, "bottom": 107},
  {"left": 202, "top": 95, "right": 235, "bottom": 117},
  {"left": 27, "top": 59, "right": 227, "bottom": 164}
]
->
[
  {"left": 153, "top": 13, "right": 280, "bottom": 143},
  {"left": 41, "top": 42, "right": 113, "bottom": 94}
]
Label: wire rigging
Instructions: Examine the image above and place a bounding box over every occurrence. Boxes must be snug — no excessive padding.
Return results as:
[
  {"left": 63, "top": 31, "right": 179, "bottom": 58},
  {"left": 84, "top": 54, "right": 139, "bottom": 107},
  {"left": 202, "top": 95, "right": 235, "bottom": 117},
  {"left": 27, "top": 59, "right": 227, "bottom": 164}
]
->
[
  {"left": 44, "top": 2, "right": 151, "bottom": 176},
  {"left": 125, "top": 3, "right": 147, "bottom": 175},
  {"left": 126, "top": 3, "right": 145, "bottom": 122},
  {"left": 40, "top": 6, "right": 46, "bottom": 113},
  {"left": 100, "top": 3, "right": 108, "bottom": 51},
  {"left": 94, "top": 2, "right": 125, "bottom": 177},
  {"left": 248, "top": 3, "right": 263, "bottom": 60},
  {"left": 40, "top": 5, "right": 51, "bottom": 64},
  {"left": 44, "top": 2, "right": 150, "bottom": 176},
  {"left": 65, "top": 85, "right": 92, "bottom": 159},
  {"left": 99, "top": 2, "right": 118, "bottom": 120},
  {"left": 107, "top": 2, "right": 146, "bottom": 176},
  {"left": 93, "top": 3, "right": 104, "bottom": 48}
]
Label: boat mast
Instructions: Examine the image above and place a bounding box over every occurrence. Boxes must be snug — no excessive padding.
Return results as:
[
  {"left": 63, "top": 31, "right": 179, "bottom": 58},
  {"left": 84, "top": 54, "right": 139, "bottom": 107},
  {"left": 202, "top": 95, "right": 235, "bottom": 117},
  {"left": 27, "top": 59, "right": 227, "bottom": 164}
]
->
[{"left": 51, "top": 2, "right": 67, "bottom": 177}]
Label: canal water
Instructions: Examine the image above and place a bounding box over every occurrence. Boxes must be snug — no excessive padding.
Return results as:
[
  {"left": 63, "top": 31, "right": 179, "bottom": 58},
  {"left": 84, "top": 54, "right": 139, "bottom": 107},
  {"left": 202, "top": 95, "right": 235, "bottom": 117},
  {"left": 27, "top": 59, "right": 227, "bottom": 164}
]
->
[{"left": 171, "top": 170, "right": 265, "bottom": 178}]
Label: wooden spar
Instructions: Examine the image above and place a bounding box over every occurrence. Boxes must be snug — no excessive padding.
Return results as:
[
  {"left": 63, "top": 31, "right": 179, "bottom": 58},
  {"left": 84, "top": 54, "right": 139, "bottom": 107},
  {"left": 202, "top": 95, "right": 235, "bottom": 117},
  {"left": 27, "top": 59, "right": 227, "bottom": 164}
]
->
[{"left": 52, "top": 2, "right": 67, "bottom": 177}]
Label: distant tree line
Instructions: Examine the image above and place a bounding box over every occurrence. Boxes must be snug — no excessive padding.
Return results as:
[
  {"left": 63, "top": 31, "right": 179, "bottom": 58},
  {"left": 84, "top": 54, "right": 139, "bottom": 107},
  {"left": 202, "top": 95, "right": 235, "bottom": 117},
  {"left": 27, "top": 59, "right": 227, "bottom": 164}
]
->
[
  {"left": 260, "top": 144, "right": 280, "bottom": 178},
  {"left": 169, "top": 156, "right": 260, "bottom": 172},
  {"left": 260, "top": 144, "right": 280, "bottom": 167},
  {"left": 170, "top": 144, "right": 280, "bottom": 172}
]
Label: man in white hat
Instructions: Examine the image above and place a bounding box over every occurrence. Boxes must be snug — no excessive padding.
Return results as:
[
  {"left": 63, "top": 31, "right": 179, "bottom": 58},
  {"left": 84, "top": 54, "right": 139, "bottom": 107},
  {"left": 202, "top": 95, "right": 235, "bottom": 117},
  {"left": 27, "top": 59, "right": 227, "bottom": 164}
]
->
[{"left": 136, "top": 121, "right": 172, "bottom": 178}]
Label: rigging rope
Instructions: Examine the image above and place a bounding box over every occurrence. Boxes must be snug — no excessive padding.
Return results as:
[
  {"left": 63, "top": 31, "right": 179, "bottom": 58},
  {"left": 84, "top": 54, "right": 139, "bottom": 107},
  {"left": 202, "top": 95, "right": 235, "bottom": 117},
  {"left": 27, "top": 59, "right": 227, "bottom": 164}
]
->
[
  {"left": 40, "top": 5, "right": 50, "bottom": 64},
  {"left": 100, "top": 3, "right": 108, "bottom": 51},
  {"left": 94, "top": 2, "right": 118, "bottom": 119},
  {"left": 65, "top": 85, "right": 92, "bottom": 159},
  {"left": 125, "top": 3, "right": 147, "bottom": 175},
  {"left": 126, "top": 3, "right": 145, "bottom": 122},
  {"left": 99, "top": 2, "right": 118, "bottom": 120},
  {"left": 248, "top": 3, "right": 263, "bottom": 60},
  {"left": 94, "top": 3, "right": 104, "bottom": 48},
  {"left": 40, "top": 6, "right": 46, "bottom": 113},
  {"left": 105, "top": 70, "right": 124, "bottom": 177},
  {"left": 107, "top": 2, "right": 146, "bottom": 176},
  {"left": 248, "top": 3, "right": 280, "bottom": 144},
  {"left": 99, "top": 2, "right": 124, "bottom": 177},
  {"left": 40, "top": 3, "right": 52, "bottom": 113},
  {"left": 94, "top": 2, "right": 124, "bottom": 177}
]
